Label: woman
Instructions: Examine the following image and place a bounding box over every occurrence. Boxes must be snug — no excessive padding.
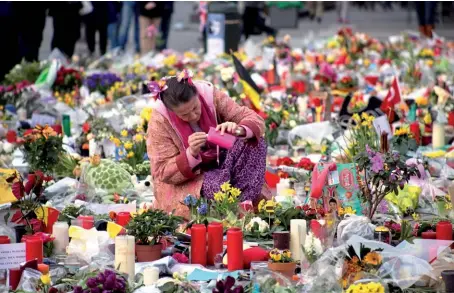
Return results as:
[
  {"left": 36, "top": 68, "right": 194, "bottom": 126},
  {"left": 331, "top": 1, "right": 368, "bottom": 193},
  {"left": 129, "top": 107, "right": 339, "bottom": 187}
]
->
[
  {"left": 147, "top": 70, "right": 267, "bottom": 217},
  {"left": 138, "top": 1, "right": 164, "bottom": 54},
  {"left": 49, "top": 2, "right": 82, "bottom": 58}
]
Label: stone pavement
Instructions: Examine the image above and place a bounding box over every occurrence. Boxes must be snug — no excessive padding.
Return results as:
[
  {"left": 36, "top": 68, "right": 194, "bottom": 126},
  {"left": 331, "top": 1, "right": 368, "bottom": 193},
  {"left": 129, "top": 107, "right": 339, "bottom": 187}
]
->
[{"left": 38, "top": 1, "right": 454, "bottom": 60}]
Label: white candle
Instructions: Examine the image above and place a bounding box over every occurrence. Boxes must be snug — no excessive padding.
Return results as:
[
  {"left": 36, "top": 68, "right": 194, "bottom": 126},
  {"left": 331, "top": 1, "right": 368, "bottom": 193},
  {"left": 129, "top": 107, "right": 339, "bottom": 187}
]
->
[
  {"left": 432, "top": 123, "right": 445, "bottom": 149},
  {"left": 52, "top": 222, "right": 69, "bottom": 255},
  {"left": 115, "top": 236, "right": 135, "bottom": 282},
  {"left": 276, "top": 179, "right": 291, "bottom": 197},
  {"left": 290, "top": 219, "right": 306, "bottom": 261},
  {"left": 143, "top": 266, "right": 160, "bottom": 286}
]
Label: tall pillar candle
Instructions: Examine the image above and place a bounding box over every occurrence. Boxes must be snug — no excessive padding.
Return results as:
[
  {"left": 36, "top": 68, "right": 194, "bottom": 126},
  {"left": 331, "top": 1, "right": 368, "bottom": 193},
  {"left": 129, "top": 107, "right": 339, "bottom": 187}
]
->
[
  {"left": 290, "top": 219, "right": 306, "bottom": 261},
  {"left": 115, "top": 236, "right": 135, "bottom": 282},
  {"left": 207, "top": 222, "right": 223, "bottom": 266},
  {"left": 9, "top": 268, "right": 21, "bottom": 290},
  {"left": 227, "top": 228, "right": 243, "bottom": 271},
  {"left": 25, "top": 237, "right": 43, "bottom": 263},
  {"left": 436, "top": 221, "right": 453, "bottom": 240},
  {"left": 52, "top": 222, "right": 69, "bottom": 255},
  {"left": 143, "top": 267, "right": 160, "bottom": 286},
  {"left": 190, "top": 224, "right": 207, "bottom": 266},
  {"left": 432, "top": 123, "right": 445, "bottom": 149}
]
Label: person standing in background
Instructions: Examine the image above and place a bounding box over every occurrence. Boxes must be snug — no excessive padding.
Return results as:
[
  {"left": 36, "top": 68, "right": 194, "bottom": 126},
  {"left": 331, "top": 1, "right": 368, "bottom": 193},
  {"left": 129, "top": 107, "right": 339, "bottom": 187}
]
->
[
  {"left": 14, "top": 2, "right": 48, "bottom": 62},
  {"left": 307, "top": 1, "right": 323, "bottom": 23},
  {"left": 84, "top": 2, "right": 109, "bottom": 56},
  {"left": 118, "top": 1, "right": 140, "bottom": 53},
  {"left": 107, "top": 2, "right": 122, "bottom": 51},
  {"left": 138, "top": 2, "right": 164, "bottom": 54},
  {"left": 242, "top": 2, "right": 276, "bottom": 40},
  {"left": 337, "top": 1, "right": 349, "bottom": 24},
  {"left": 49, "top": 2, "right": 83, "bottom": 58},
  {"left": 415, "top": 1, "right": 437, "bottom": 38},
  {"left": 0, "top": 1, "right": 19, "bottom": 80},
  {"left": 158, "top": 1, "right": 174, "bottom": 50}
]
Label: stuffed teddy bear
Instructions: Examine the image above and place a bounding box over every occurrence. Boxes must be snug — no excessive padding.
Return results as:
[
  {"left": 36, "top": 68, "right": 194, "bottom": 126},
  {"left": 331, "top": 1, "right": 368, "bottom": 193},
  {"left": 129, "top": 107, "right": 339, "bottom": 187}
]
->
[{"left": 131, "top": 175, "right": 155, "bottom": 204}]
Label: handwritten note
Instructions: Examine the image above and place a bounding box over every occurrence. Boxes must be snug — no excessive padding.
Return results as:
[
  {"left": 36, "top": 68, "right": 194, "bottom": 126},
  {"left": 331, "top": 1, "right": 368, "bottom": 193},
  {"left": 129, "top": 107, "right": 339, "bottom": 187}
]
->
[{"left": 0, "top": 243, "right": 26, "bottom": 269}]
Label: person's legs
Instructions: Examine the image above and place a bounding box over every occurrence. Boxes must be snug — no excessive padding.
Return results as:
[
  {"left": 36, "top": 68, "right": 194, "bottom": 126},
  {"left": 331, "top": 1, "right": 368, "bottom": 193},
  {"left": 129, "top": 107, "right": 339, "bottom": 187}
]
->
[
  {"left": 158, "top": 12, "right": 172, "bottom": 50},
  {"left": 107, "top": 22, "right": 118, "bottom": 50},
  {"left": 84, "top": 15, "right": 96, "bottom": 54},
  {"left": 202, "top": 138, "right": 267, "bottom": 203},
  {"left": 341, "top": 1, "right": 349, "bottom": 23},
  {"left": 415, "top": 2, "right": 426, "bottom": 36},
  {"left": 118, "top": 2, "right": 133, "bottom": 51},
  {"left": 425, "top": 1, "right": 437, "bottom": 38},
  {"left": 133, "top": 2, "right": 141, "bottom": 54},
  {"left": 307, "top": 1, "right": 315, "bottom": 20},
  {"left": 139, "top": 16, "right": 154, "bottom": 55},
  {"left": 98, "top": 21, "right": 108, "bottom": 55}
]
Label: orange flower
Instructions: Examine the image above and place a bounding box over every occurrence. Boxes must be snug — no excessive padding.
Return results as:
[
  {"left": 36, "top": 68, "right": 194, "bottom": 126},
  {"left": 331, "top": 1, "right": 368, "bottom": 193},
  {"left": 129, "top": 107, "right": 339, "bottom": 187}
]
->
[
  {"left": 351, "top": 256, "right": 359, "bottom": 264},
  {"left": 363, "top": 251, "right": 382, "bottom": 266},
  {"left": 42, "top": 125, "right": 57, "bottom": 139},
  {"left": 109, "top": 211, "right": 117, "bottom": 220}
]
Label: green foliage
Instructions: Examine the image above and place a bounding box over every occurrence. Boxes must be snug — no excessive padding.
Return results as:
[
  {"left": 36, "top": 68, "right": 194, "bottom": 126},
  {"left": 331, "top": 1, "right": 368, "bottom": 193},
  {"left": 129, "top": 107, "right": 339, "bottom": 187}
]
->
[
  {"left": 126, "top": 209, "right": 183, "bottom": 245},
  {"left": 4, "top": 59, "right": 44, "bottom": 84}
]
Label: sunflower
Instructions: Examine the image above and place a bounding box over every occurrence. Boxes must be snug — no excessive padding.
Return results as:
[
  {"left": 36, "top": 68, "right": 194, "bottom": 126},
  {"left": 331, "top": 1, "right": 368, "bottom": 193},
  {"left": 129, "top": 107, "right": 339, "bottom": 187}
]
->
[{"left": 363, "top": 251, "right": 382, "bottom": 266}]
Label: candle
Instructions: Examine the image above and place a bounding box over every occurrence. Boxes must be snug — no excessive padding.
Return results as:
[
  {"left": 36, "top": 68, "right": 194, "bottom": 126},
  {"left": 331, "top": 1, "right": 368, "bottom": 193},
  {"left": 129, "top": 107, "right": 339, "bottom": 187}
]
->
[
  {"left": 207, "top": 222, "right": 223, "bottom": 266},
  {"left": 52, "top": 222, "right": 69, "bottom": 255},
  {"left": 227, "top": 228, "right": 243, "bottom": 271},
  {"left": 432, "top": 123, "right": 445, "bottom": 149},
  {"left": 143, "top": 267, "right": 160, "bottom": 286},
  {"left": 436, "top": 221, "right": 453, "bottom": 240},
  {"left": 116, "top": 212, "right": 131, "bottom": 227},
  {"left": 190, "top": 224, "right": 207, "bottom": 266},
  {"left": 290, "top": 220, "right": 306, "bottom": 261},
  {"left": 77, "top": 215, "right": 94, "bottom": 229},
  {"left": 37, "top": 264, "right": 49, "bottom": 274},
  {"left": 44, "top": 207, "right": 60, "bottom": 234},
  {"left": 115, "top": 236, "right": 135, "bottom": 282},
  {"left": 0, "top": 236, "right": 10, "bottom": 244},
  {"left": 409, "top": 122, "right": 420, "bottom": 145},
  {"left": 273, "top": 231, "right": 290, "bottom": 250},
  {"left": 276, "top": 179, "right": 290, "bottom": 197},
  {"left": 25, "top": 237, "right": 43, "bottom": 263},
  {"left": 421, "top": 231, "right": 437, "bottom": 239},
  {"left": 8, "top": 268, "right": 21, "bottom": 290}
]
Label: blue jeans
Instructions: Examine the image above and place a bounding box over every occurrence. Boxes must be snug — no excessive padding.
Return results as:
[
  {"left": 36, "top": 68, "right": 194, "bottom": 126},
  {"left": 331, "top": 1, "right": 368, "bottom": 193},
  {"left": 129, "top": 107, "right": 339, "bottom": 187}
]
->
[
  {"left": 415, "top": 1, "right": 436, "bottom": 26},
  {"left": 107, "top": 22, "right": 118, "bottom": 50},
  {"left": 118, "top": 1, "right": 140, "bottom": 53}
]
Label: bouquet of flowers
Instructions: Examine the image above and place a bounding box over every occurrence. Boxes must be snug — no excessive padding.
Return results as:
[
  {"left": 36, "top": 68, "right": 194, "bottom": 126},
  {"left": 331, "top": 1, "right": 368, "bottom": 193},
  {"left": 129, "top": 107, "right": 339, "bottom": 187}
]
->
[
  {"left": 211, "top": 181, "right": 241, "bottom": 221},
  {"left": 81, "top": 116, "right": 117, "bottom": 143},
  {"left": 4, "top": 60, "right": 44, "bottom": 84},
  {"left": 52, "top": 67, "right": 83, "bottom": 107},
  {"left": 72, "top": 269, "right": 131, "bottom": 293},
  {"left": 0, "top": 80, "right": 33, "bottom": 107},
  {"left": 341, "top": 113, "right": 378, "bottom": 162},
  {"left": 85, "top": 72, "right": 122, "bottom": 95},
  {"left": 337, "top": 76, "right": 357, "bottom": 91},
  {"left": 342, "top": 244, "right": 383, "bottom": 289},
  {"left": 22, "top": 125, "right": 64, "bottom": 174},
  {"left": 113, "top": 129, "right": 147, "bottom": 170},
  {"left": 244, "top": 216, "right": 271, "bottom": 240},
  {"left": 106, "top": 81, "right": 139, "bottom": 102},
  {"left": 347, "top": 92, "right": 367, "bottom": 113},
  {"left": 302, "top": 231, "right": 324, "bottom": 264}
]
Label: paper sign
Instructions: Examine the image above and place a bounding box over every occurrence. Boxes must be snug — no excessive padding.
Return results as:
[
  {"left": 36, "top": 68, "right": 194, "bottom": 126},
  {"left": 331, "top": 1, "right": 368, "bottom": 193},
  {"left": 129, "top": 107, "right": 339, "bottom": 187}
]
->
[
  {"left": 373, "top": 115, "right": 393, "bottom": 139},
  {"left": 31, "top": 113, "right": 56, "bottom": 127},
  {"left": 0, "top": 243, "right": 26, "bottom": 269},
  {"left": 206, "top": 13, "right": 225, "bottom": 58},
  {"left": 328, "top": 170, "right": 339, "bottom": 186}
]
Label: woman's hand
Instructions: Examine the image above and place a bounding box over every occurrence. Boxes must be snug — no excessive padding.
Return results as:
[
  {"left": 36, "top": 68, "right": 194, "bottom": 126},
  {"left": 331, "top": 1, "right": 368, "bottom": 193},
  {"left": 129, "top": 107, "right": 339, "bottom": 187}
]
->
[
  {"left": 188, "top": 132, "right": 207, "bottom": 157},
  {"left": 216, "top": 122, "right": 241, "bottom": 135}
]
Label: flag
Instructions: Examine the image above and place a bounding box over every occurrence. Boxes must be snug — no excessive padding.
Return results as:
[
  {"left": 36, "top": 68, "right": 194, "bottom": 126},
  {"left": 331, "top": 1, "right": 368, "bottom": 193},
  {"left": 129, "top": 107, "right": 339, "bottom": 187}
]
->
[
  {"left": 380, "top": 76, "right": 402, "bottom": 119},
  {"left": 231, "top": 52, "right": 261, "bottom": 111},
  {"left": 107, "top": 222, "right": 124, "bottom": 238}
]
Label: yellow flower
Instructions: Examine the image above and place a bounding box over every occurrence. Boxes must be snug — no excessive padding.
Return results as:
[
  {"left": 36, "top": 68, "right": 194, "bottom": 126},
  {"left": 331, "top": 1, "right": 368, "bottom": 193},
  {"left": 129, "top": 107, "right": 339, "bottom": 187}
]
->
[
  {"left": 140, "top": 107, "right": 153, "bottom": 122},
  {"left": 363, "top": 251, "right": 382, "bottom": 266},
  {"left": 124, "top": 141, "right": 133, "bottom": 150},
  {"left": 412, "top": 213, "right": 420, "bottom": 221},
  {"left": 272, "top": 253, "right": 282, "bottom": 262},
  {"left": 282, "top": 110, "right": 290, "bottom": 120},
  {"left": 110, "top": 136, "right": 121, "bottom": 147},
  {"left": 163, "top": 54, "right": 177, "bottom": 67},
  {"left": 135, "top": 134, "right": 144, "bottom": 142},
  {"left": 168, "top": 70, "right": 176, "bottom": 76},
  {"left": 395, "top": 127, "right": 410, "bottom": 136},
  {"left": 423, "top": 112, "right": 432, "bottom": 124},
  {"left": 274, "top": 219, "right": 281, "bottom": 226},
  {"left": 220, "top": 181, "right": 231, "bottom": 192},
  {"left": 127, "top": 151, "right": 134, "bottom": 158},
  {"left": 121, "top": 129, "right": 128, "bottom": 137},
  {"left": 40, "top": 274, "right": 51, "bottom": 285},
  {"left": 321, "top": 145, "right": 328, "bottom": 154},
  {"left": 228, "top": 196, "right": 235, "bottom": 203},
  {"left": 230, "top": 187, "right": 241, "bottom": 198},
  {"left": 282, "top": 249, "right": 291, "bottom": 258},
  {"left": 214, "top": 191, "right": 225, "bottom": 202},
  {"left": 352, "top": 113, "right": 360, "bottom": 122},
  {"left": 445, "top": 202, "right": 453, "bottom": 210},
  {"left": 415, "top": 96, "right": 428, "bottom": 106},
  {"left": 361, "top": 112, "right": 370, "bottom": 120}
]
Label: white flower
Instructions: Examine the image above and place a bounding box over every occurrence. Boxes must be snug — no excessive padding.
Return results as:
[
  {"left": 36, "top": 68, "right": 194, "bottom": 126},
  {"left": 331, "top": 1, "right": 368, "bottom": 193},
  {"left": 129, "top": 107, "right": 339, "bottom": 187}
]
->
[
  {"left": 245, "top": 217, "right": 269, "bottom": 233},
  {"left": 220, "top": 67, "right": 235, "bottom": 82},
  {"left": 3, "top": 142, "right": 14, "bottom": 153},
  {"left": 124, "top": 115, "right": 142, "bottom": 130},
  {"left": 289, "top": 120, "right": 297, "bottom": 128},
  {"left": 304, "top": 232, "right": 323, "bottom": 256},
  {"left": 258, "top": 221, "right": 269, "bottom": 233}
]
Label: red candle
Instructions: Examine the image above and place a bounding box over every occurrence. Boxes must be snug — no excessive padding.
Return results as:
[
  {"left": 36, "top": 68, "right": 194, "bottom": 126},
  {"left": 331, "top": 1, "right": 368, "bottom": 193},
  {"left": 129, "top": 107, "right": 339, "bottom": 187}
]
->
[
  {"left": 9, "top": 268, "right": 21, "bottom": 290},
  {"left": 207, "top": 222, "right": 223, "bottom": 266},
  {"left": 44, "top": 207, "right": 60, "bottom": 234},
  {"left": 410, "top": 122, "right": 421, "bottom": 145},
  {"left": 116, "top": 212, "right": 131, "bottom": 227},
  {"left": 227, "top": 228, "right": 243, "bottom": 271},
  {"left": 25, "top": 237, "right": 43, "bottom": 263},
  {"left": 310, "top": 220, "right": 322, "bottom": 239},
  {"left": 78, "top": 215, "right": 94, "bottom": 229},
  {"left": 421, "top": 231, "right": 437, "bottom": 239},
  {"left": 0, "top": 235, "right": 10, "bottom": 244},
  {"left": 190, "top": 224, "right": 207, "bottom": 266},
  {"left": 436, "top": 221, "right": 453, "bottom": 240}
]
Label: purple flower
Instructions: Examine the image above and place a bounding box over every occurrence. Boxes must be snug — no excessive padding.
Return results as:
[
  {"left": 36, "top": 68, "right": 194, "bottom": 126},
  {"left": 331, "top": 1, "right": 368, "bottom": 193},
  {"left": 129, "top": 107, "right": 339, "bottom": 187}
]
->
[
  {"left": 73, "top": 286, "right": 83, "bottom": 293},
  {"left": 392, "top": 151, "right": 400, "bottom": 160},
  {"left": 371, "top": 153, "right": 384, "bottom": 173},
  {"left": 366, "top": 144, "right": 375, "bottom": 157},
  {"left": 377, "top": 201, "right": 389, "bottom": 214},
  {"left": 197, "top": 203, "right": 208, "bottom": 215},
  {"left": 91, "top": 288, "right": 101, "bottom": 293},
  {"left": 87, "top": 277, "right": 98, "bottom": 288},
  {"left": 104, "top": 274, "right": 116, "bottom": 290},
  {"left": 390, "top": 173, "right": 397, "bottom": 181},
  {"left": 97, "top": 273, "right": 106, "bottom": 284}
]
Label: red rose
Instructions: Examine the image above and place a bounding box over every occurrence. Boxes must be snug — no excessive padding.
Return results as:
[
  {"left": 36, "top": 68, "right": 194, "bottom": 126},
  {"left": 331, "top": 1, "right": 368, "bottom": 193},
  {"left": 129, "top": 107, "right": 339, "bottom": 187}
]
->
[
  {"left": 270, "top": 122, "right": 277, "bottom": 130},
  {"left": 29, "top": 219, "right": 43, "bottom": 233},
  {"left": 277, "top": 170, "right": 290, "bottom": 179},
  {"left": 277, "top": 157, "right": 294, "bottom": 167},
  {"left": 6, "top": 85, "right": 14, "bottom": 92},
  {"left": 6, "top": 130, "right": 17, "bottom": 143},
  {"left": 82, "top": 122, "right": 91, "bottom": 133},
  {"left": 302, "top": 205, "right": 310, "bottom": 211}
]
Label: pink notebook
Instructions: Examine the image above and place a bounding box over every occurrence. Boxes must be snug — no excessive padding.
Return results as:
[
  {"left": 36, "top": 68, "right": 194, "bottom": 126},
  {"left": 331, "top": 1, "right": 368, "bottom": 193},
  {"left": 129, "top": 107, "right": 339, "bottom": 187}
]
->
[{"left": 207, "top": 127, "right": 237, "bottom": 149}]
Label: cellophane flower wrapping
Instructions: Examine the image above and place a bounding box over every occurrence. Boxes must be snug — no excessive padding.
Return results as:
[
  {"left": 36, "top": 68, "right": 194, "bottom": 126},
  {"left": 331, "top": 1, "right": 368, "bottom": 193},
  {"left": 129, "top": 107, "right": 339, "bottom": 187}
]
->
[
  {"left": 16, "top": 268, "right": 42, "bottom": 292},
  {"left": 337, "top": 215, "right": 376, "bottom": 244}
]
